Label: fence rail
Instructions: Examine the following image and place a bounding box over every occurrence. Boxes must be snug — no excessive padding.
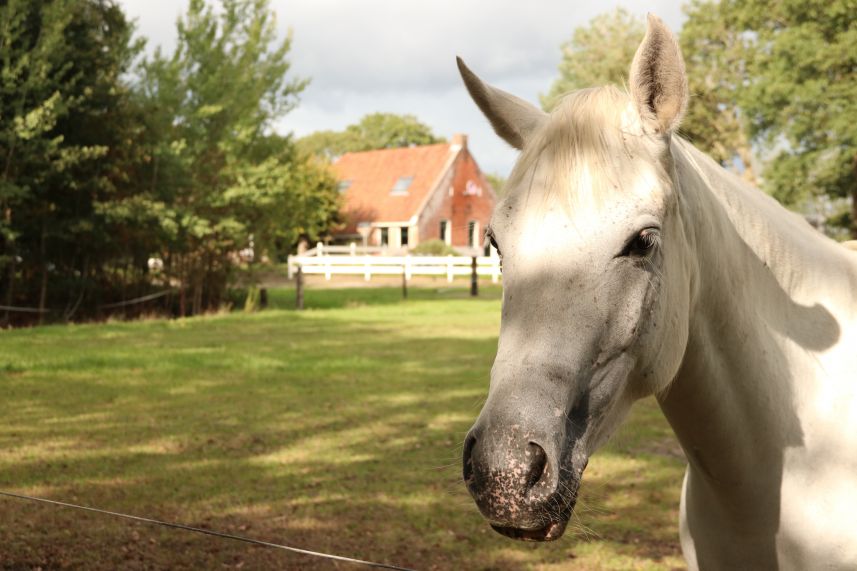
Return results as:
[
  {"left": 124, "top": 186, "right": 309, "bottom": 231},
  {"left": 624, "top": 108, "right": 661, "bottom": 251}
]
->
[
  {"left": 287, "top": 254, "right": 501, "bottom": 283},
  {"left": 301, "top": 243, "right": 390, "bottom": 257}
]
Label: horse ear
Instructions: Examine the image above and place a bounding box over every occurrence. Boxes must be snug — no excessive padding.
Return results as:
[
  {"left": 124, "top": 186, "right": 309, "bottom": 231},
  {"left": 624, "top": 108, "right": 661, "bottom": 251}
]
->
[
  {"left": 457, "top": 57, "right": 546, "bottom": 150},
  {"left": 628, "top": 14, "right": 688, "bottom": 134}
]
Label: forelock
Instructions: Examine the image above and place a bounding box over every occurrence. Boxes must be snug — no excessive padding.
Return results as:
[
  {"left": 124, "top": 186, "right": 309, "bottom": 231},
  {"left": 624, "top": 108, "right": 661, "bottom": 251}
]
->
[{"left": 506, "top": 86, "right": 667, "bottom": 215}]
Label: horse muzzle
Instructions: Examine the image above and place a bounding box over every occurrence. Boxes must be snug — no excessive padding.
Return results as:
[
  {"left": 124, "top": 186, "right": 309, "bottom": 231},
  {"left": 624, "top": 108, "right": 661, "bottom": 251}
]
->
[{"left": 462, "top": 425, "right": 587, "bottom": 542}]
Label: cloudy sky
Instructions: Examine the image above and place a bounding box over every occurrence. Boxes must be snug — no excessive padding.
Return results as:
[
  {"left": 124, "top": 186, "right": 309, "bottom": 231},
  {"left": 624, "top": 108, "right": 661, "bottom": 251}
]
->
[{"left": 120, "top": 0, "right": 685, "bottom": 177}]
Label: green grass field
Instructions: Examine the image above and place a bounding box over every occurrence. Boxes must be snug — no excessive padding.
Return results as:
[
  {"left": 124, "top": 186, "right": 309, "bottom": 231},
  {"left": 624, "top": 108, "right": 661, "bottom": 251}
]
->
[{"left": 0, "top": 286, "right": 687, "bottom": 570}]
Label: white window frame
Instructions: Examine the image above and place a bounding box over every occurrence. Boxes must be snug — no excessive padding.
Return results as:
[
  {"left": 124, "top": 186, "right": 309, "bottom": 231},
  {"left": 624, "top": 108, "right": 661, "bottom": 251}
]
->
[
  {"left": 439, "top": 220, "right": 451, "bottom": 245},
  {"left": 468, "top": 220, "right": 480, "bottom": 248}
]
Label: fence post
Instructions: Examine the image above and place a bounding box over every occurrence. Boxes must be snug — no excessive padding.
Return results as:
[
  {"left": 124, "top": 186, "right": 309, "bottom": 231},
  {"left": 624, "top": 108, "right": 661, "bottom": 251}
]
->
[
  {"left": 402, "top": 255, "right": 409, "bottom": 299},
  {"left": 471, "top": 256, "right": 478, "bottom": 297},
  {"left": 350, "top": 242, "right": 356, "bottom": 256},
  {"left": 295, "top": 265, "right": 304, "bottom": 310},
  {"left": 317, "top": 242, "right": 324, "bottom": 257},
  {"left": 446, "top": 255, "right": 454, "bottom": 283}
]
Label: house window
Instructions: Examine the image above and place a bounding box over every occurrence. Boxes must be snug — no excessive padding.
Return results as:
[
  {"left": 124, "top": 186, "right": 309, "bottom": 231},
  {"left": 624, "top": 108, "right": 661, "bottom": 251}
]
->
[
  {"left": 390, "top": 176, "right": 413, "bottom": 195},
  {"left": 338, "top": 179, "right": 352, "bottom": 193},
  {"left": 468, "top": 221, "right": 479, "bottom": 248},
  {"left": 380, "top": 227, "right": 389, "bottom": 246},
  {"left": 439, "top": 220, "right": 450, "bottom": 245},
  {"left": 400, "top": 227, "right": 409, "bottom": 248}
]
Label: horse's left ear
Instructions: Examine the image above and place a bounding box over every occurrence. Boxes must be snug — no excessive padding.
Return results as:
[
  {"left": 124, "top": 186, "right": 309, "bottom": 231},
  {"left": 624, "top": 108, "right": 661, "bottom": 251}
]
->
[{"left": 629, "top": 14, "right": 688, "bottom": 134}]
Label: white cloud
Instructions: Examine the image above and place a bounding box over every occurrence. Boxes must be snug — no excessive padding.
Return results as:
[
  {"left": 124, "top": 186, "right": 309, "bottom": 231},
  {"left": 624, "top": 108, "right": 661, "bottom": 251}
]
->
[{"left": 120, "top": 0, "right": 685, "bottom": 176}]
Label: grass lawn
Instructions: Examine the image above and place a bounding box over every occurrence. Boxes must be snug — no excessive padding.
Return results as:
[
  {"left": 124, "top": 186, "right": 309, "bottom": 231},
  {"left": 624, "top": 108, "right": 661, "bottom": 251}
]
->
[{"left": 0, "top": 285, "right": 687, "bottom": 570}]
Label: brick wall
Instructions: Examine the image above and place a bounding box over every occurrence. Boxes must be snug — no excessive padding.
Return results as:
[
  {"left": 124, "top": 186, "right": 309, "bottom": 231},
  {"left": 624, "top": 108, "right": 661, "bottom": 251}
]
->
[{"left": 418, "top": 141, "right": 496, "bottom": 251}]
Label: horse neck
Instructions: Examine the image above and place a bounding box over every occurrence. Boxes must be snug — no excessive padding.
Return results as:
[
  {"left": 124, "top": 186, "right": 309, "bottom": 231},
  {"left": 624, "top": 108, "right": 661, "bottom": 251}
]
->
[{"left": 657, "top": 138, "right": 855, "bottom": 488}]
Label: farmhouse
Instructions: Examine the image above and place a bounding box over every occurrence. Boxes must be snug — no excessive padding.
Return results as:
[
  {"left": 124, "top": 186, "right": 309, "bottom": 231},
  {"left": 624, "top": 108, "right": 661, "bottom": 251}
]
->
[{"left": 330, "top": 134, "right": 497, "bottom": 255}]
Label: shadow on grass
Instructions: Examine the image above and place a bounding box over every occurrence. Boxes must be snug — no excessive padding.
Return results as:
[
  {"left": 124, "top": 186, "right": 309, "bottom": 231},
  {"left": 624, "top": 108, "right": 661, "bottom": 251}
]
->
[{"left": 0, "top": 302, "right": 685, "bottom": 570}]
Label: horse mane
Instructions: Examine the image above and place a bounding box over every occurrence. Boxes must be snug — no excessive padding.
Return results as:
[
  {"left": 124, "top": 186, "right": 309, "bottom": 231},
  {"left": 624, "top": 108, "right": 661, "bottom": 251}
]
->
[
  {"left": 669, "top": 136, "right": 857, "bottom": 294},
  {"left": 507, "top": 85, "right": 668, "bottom": 212}
]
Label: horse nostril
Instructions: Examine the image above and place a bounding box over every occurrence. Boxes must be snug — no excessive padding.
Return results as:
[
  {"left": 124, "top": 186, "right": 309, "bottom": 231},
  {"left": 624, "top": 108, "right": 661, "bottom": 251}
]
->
[
  {"left": 462, "top": 433, "right": 477, "bottom": 486},
  {"left": 524, "top": 442, "right": 548, "bottom": 494}
]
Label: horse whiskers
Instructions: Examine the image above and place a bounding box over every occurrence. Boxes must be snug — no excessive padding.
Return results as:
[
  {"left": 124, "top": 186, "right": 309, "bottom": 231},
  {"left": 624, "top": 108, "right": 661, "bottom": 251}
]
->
[
  {"left": 428, "top": 461, "right": 462, "bottom": 471},
  {"left": 568, "top": 518, "right": 601, "bottom": 542},
  {"left": 572, "top": 498, "right": 611, "bottom": 517},
  {"left": 470, "top": 396, "right": 487, "bottom": 410}
]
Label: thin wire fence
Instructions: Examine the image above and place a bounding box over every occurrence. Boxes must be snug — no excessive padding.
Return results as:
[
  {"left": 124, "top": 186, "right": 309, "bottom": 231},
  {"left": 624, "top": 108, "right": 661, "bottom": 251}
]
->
[{"left": 0, "top": 490, "right": 416, "bottom": 571}]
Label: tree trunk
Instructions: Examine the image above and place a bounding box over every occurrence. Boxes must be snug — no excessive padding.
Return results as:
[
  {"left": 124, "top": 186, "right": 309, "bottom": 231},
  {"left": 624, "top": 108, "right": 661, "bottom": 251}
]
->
[
  {"left": 192, "top": 275, "right": 202, "bottom": 315},
  {"left": 2, "top": 207, "right": 15, "bottom": 327},
  {"left": 37, "top": 219, "right": 48, "bottom": 325},
  {"left": 179, "top": 255, "right": 187, "bottom": 317},
  {"left": 3, "top": 255, "right": 15, "bottom": 328}
]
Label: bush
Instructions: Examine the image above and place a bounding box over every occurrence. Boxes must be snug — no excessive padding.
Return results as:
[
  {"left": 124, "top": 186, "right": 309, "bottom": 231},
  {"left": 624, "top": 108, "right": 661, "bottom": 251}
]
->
[
  {"left": 225, "top": 288, "right": 248, "bottom": 310},
  {"left": 411, "top": 239, "right": 458, "bottom": 256}
]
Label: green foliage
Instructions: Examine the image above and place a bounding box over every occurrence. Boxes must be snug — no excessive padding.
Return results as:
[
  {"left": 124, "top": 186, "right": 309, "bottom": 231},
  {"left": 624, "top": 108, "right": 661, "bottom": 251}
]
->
[
  {"left": 0, "top": 0, "right": 142, "bottom": 321},
  {"left": 541, "top": 9, "right": 643, "bottom": 111},
  {"left": 410, "top": 239, "right": 458, "bottom": 256},
  {"left": 485, "top": 172, "right": 507, "bottom": 197},
  {"left": 720, "top": 0, "right": 857, "bottom": 234},
  {"left": 134, "top": 0, "right": 333, "bottom": 314},
  {"left": 680, "top": 0, "right": 857, "bottom": 234},
  {"left": 680, "top": 1, "right": 758, "bottom": 183},
  {"left": 0, "top": 0, "right": 341, "bottom": 322},
  {"left": 242, "top": 285, "right": 260, "bottom": 311},
  {"left": 297, "top": 112, "right": 444, "bottom": 159}
]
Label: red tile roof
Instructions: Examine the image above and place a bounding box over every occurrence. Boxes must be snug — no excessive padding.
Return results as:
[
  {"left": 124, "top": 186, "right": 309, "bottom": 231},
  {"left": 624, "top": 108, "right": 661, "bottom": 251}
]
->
[{"left": 332, "top": 143, "right": 456, "bottom": 229}]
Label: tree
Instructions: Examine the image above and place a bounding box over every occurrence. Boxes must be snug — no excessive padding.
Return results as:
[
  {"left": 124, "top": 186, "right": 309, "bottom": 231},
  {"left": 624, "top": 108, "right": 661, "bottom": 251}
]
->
[
  {"left": 0, "top": 0, "right": 141, "bottom": 322},
  {"left": 717, "top": 0, "right": 856, "bottom": 236},
  {"left": 0, "top": 0, "right": 339, "bottom": 323},
  {"left": 297, "top": 112, "right": 443, "bottom": 159},
  {"left": 541, "top": 9, "right": 643, "bottom": 111},
  {"left": 345, "top": 112, "right": 443, "bottom": 150},
  {"left": 680, "top": 1, "right": 757, "bottom": 184},
  {"left": 680, "top": 0, "right": 856, "bottom": 236},
  {"left": 137, "top": 0, "right": 339, "bottom": 314}
]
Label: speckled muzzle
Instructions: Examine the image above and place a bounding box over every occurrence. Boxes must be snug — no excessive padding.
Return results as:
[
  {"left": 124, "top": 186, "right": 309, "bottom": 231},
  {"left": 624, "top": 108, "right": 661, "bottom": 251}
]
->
[{"left": 463, "top": 418, "right": 588, "bottom": 542}]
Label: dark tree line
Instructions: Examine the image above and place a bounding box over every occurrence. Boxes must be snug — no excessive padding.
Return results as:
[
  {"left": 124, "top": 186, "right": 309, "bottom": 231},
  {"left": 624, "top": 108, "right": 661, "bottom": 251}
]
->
[{"left": 0, "top": 0, "right": 340, "bottom": 324}]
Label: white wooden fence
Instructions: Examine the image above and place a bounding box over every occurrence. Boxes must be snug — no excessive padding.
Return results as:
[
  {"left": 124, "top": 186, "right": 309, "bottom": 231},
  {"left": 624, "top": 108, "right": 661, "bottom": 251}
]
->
[
  {"left": 288, "top": 244, "right": 501, "bottom": 283},
  {"left": 300, "top": 243, "right": 389, "bottom": 257}
]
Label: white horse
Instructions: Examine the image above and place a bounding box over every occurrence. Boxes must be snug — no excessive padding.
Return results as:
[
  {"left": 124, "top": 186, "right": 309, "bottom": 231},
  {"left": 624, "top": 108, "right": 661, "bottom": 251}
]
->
[{"left": 458, "top": 14, "right": 857, "bottom": 570}]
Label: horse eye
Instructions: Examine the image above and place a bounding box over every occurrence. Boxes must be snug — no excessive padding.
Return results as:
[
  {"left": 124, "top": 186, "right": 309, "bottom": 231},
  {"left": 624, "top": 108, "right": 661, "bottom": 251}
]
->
[{"left": 622, "top": 228, "right": 660, "bottom": 257}]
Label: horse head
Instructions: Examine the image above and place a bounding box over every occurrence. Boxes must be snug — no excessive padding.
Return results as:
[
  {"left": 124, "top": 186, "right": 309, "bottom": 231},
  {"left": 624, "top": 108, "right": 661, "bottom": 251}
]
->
[{"left": 459, "top": 15, "right": 694, "bottom": 541}]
